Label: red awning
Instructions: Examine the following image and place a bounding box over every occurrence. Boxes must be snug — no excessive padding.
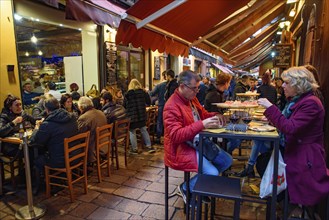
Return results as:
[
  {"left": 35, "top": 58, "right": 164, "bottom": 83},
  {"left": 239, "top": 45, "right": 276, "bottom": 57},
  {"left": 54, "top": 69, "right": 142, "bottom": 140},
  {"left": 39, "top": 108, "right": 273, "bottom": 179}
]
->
[
  {"left": 66, "top": 0, "right": 126, "bottom": 28},
  {"left": 116, "top": 0, "right": 250, "bottom": 57}
]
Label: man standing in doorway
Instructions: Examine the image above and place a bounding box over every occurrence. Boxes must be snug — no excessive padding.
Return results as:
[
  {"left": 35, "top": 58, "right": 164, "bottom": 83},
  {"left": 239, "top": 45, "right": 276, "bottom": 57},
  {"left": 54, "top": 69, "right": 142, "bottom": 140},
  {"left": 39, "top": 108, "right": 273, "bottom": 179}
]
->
[{"left": 149, "top": 71, "right": 167, "bottom": 144}]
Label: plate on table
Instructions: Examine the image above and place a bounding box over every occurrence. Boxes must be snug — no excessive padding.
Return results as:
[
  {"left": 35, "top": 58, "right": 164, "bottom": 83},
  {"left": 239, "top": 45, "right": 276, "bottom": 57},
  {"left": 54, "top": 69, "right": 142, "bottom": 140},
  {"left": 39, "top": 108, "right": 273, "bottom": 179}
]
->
[{"left": 249, "top": 125, "right": 276, "bottom": 132}]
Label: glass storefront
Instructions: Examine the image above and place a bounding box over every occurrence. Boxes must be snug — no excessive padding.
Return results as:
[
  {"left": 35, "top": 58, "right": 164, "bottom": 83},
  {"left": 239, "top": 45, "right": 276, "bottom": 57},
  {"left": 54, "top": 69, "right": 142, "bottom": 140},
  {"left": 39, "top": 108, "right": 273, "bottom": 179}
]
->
[
  {"left": 116, "top": 46, "right": 144, "bottom": 93},
  {"left": 14, "top": 15, "right": 82, "bottom": 107}
]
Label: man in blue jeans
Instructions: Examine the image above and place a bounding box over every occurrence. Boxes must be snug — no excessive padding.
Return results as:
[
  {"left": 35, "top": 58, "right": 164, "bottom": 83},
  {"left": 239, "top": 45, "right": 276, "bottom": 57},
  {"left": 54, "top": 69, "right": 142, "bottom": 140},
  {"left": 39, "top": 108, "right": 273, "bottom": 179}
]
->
[{"left": 163, "top": 70, "right": 232, "bottom": 205}]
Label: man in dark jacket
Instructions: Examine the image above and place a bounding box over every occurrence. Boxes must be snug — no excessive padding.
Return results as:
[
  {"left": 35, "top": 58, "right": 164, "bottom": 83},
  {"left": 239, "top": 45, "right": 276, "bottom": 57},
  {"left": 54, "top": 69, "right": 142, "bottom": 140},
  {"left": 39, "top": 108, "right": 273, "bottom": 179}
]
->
[
  {"left": 30, "top": 97, "right": 78, "bottom": 171},
  {"left": 164, "top": 69, "right": 178, "bottom": 101},
  {"left": 100, "top": 92, "right": 126, "bottom": 124},
  {"left": 149, "top": 71, "right": 167, "bottom": 144},
  {"left": 196, "top": 74, "right": 208, "bottom": 106},
  {"left": 233, "top": 75, "right": 250, "bottom": 100}
]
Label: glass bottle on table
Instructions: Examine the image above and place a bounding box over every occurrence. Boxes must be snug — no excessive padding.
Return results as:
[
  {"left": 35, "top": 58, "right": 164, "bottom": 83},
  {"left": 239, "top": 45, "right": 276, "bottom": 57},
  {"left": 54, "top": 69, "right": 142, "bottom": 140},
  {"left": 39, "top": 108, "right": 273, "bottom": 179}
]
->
[{"left": 19, "top": 123, "right": 25, "bottom": 139}]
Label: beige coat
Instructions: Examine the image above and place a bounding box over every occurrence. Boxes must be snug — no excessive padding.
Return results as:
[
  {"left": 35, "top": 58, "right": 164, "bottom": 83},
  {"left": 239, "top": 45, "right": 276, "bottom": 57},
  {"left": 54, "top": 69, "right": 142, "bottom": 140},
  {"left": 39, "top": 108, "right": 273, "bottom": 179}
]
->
[{"left": 78, "top": 108, "right": 107, "bottom": 163}]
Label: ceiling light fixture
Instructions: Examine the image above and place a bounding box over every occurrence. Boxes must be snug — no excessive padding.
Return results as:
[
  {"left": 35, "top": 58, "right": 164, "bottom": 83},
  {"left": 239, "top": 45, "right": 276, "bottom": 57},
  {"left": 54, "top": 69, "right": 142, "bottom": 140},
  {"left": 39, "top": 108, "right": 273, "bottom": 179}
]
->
[
  {"left": 38, "top": 50, "right": 43, "bottom": 56},
  {"left": 286, "top": 0, "right": 298, "bottom": 4},
  {"left": 289, "top": 3, "right": 297, "bottom": 17},
  {"left": 25, "top": 51, "right": 29, "bottom": 57},
  {"left": 14, "top": 14, "right": 22, "bottom": 21},
  {"left": 289, "top": 8, "right": 296, "bottom": 17},
  {"left": 277, "top": 31, "right": 282, "bottom": 35},
  {"left": 31, "top": 35, "right": 38, "bottom": 43},
  {"left": 59, "top": 24, "right": 63, "bottom": 27},
  {"left": 279, "top": 22, "right": 285, "bottom": 29}
]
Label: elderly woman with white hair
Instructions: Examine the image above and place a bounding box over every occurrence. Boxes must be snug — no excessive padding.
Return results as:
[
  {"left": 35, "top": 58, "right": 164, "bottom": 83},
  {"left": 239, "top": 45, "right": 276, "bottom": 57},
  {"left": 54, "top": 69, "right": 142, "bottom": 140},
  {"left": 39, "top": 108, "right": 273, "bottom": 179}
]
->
[{"left": 258, "top": 66, "right": 329, "bottom": 216}]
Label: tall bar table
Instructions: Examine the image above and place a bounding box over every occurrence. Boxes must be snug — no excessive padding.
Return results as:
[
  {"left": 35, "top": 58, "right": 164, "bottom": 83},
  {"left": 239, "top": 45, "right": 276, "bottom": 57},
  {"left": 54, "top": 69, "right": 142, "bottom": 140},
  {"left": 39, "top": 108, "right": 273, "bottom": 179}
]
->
[{"left": 7, "top": 132, "right": 47, "bottom": 219}]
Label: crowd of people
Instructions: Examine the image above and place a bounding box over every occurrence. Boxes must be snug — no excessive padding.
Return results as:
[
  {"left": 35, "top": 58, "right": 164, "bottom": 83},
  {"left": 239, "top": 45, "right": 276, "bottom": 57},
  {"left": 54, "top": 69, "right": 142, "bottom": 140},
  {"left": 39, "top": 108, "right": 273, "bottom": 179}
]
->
[
  {"left": 1, "top": 65, "right": 329, "bottom": 218},
  {"left": 161, "top": 66, "right": 329, "bottom": 218}
]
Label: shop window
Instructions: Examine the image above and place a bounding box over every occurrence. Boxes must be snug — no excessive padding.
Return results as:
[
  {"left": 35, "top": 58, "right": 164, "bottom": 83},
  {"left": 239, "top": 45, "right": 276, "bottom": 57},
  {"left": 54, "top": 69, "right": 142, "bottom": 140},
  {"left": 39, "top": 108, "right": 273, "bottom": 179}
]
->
[
  {"left": 14, "top": 16, "right": 82, "bottom": 108},
  {"left": 116, "top": 47, "right": 144, "bottom": 93}
]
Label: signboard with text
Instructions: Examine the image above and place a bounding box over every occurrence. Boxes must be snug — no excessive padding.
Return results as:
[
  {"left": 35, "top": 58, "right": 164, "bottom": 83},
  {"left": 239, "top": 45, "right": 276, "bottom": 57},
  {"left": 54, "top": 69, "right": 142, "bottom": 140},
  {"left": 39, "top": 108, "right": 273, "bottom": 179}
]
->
[{"left": 273, "top": 44, "right": 292, "bottom": 68}]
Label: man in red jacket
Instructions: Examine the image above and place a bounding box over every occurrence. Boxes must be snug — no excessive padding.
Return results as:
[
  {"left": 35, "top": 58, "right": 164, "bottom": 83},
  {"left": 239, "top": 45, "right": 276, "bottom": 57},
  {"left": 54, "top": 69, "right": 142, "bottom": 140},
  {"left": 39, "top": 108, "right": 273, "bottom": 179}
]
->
[{"left": 163, "top": 70, "right": 232, "bottom": 204}]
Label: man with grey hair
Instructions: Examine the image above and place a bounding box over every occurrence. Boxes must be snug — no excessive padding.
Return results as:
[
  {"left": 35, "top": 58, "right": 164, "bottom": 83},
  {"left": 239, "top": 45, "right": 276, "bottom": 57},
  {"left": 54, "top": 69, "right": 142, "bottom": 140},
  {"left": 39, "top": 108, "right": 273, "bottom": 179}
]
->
[
  {"left": 30, "top": 96, "right": 78, "bottom": 194},
  {"left": 163, "top": 70, "right": 232, "bottom": 204},
  {"left": 77, "top": 96, "right": 107, "bottom": 165}
]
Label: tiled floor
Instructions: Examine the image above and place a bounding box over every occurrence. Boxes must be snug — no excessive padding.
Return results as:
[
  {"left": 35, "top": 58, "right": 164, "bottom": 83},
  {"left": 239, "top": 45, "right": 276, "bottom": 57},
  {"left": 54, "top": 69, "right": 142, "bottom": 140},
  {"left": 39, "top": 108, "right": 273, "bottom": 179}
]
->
[{"left": 0, "top": 144, "right": 272, "bottom": 219}]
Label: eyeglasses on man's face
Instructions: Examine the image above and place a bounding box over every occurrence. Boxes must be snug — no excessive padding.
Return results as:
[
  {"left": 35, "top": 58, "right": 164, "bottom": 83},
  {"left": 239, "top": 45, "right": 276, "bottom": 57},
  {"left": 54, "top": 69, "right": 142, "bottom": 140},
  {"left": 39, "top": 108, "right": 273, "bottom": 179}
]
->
[{"left": 184, "top": 83, "right": 200, "bottom": 93}]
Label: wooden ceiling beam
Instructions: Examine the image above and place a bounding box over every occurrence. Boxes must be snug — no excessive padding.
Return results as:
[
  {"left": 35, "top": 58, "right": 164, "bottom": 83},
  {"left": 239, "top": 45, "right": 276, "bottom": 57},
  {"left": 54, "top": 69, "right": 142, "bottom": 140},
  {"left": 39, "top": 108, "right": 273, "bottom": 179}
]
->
[
  {"left": 191, "top": 0, "right": 266, "bottom": 46},
  {"left": 229, "top": 27, "right": 277, "bottom": 60},
  {"left": 228, "top": 17, "right": 281, "bottom": 56},
  {"left": 219, "top": 1, "right": 285, "bottom": 49},
  {"left": 235, "top": 46, "right": 273, "bottom": 69}
]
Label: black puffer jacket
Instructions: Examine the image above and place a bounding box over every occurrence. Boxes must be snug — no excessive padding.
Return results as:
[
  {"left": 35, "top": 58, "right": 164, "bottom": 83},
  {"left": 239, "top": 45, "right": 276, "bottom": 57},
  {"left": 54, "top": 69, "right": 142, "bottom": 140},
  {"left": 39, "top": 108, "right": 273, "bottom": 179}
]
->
[
  {"left": 204, "top": 84, "right": 225, "bottom": 113},
  {"left": 29, "top": 108, "right": 78, "bottom": 168},
  {"left": 101, "top": 101, "right": 127, "bottom": 124},
  {"left": 0, "top": 109, "right": 36, "bottom": 156},
  {"left": 124, "top": 89, "right": 151, "bottom": 129}
]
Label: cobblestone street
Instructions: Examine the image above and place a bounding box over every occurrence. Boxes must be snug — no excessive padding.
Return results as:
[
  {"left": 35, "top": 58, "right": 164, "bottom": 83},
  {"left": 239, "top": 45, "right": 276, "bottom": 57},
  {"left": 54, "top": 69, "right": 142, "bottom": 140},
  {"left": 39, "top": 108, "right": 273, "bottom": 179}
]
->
[{"left": 1, "top": 144, "right": 269, "bottom": 219}]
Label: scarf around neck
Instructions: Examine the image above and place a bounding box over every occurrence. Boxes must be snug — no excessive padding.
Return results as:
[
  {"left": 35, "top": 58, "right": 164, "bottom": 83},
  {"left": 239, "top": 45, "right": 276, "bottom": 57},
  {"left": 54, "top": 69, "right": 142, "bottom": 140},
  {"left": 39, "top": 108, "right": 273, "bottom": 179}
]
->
[{"left": 279, "top": 95, "right": 300, "bottom": 147}]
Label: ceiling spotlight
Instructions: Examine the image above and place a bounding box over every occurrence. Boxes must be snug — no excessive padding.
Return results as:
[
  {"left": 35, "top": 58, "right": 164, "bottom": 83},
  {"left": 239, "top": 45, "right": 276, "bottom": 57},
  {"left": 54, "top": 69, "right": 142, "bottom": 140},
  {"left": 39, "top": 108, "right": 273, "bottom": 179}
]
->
[
  {"left": 31, "top": 35, "right": 38, "bottom": 43},
  {"left": 277, "top": 31, "right": 282, "bottom": 35},
  {"left": 38, "top": 50, "right": 43, "bottom": 56},
  {"left": 14, "top": 14, "right": 22, "bottom": 21},
  {"left": 279, "top": 22, "right": 285, "bottom": 29},
  {"left": 78, "top": 28, "right": 82, "bottom": 31},
  {"left": 59, "top": 24, "right": 63, "bottom": 27},
  {"left": 271, "top": 52, "right": 275, "bottom": 57},
  {"left": 36, "top": 18, "right": 40, "bottom": 22},
  {"left": 286, "top": 0, "right": 298, "bottom": 4},
  {"left": 25, "top": 51, "right": 29, "bottom": 57},
  {"left": 289, "top": 8, "right": 296, "bottom": 17}
]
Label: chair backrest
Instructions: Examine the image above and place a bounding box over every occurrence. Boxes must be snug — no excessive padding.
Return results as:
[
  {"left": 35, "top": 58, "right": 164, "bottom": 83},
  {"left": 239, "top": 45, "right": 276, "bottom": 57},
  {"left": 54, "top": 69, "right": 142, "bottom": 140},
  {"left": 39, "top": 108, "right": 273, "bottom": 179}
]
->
[
  {"left": 64, "top": 131, "right": 90, "bottom": 170},
  {"left": 96, "top": 124, "right": 113, "bottom": 151},
  {"left": 114, "top": 118, "right": 130, "bottom": 140},
  {"left": 146, "top": 107, "right": 157, "bottom": 128}
]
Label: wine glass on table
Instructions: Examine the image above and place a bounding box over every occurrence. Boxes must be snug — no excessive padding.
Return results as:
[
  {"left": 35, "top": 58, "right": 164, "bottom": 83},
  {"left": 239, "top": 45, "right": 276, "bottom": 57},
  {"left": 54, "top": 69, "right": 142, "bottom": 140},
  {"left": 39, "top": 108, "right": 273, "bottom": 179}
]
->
[
  {"left": 242, "top": 111, "right": 252, "bottom": 125},
  {"left": 229, "top": 111, "right": 240, "bottom": 124}
]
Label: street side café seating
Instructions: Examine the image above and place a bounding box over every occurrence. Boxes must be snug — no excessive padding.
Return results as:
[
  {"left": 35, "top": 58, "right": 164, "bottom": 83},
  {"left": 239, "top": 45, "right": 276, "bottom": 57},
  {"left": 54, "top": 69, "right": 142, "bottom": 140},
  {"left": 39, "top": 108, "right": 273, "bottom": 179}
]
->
[{"left": 44, "top": 131, "right": 90, "bottom": 202}]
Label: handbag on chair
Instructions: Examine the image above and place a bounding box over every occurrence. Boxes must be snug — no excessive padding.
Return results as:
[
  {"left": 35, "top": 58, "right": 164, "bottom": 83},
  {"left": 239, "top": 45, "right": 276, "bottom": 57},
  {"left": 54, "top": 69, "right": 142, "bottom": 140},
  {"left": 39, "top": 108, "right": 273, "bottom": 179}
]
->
[{"left": 86, "top": 84, "right": 100, "bottom": 98}]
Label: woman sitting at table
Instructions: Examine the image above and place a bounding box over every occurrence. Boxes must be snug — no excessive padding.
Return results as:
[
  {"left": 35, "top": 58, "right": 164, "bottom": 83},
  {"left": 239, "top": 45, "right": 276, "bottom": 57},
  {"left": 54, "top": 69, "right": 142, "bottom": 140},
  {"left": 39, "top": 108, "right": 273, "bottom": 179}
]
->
[
  {"left": 0, "top": 95, "right": 35, "bottom": 157},
  {"left": 60, "top": 93, "right": 80, "bottom": 118},
  {"left": 258, "top": 66, "right": 329, "bottom": 217}
]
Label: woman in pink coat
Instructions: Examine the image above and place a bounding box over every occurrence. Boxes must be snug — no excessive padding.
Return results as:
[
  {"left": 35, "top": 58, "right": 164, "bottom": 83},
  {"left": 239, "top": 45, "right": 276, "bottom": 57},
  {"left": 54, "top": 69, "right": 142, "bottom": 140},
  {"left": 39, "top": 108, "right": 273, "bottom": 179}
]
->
[{"left": 258, "top": 66, "right": 329, "bottom": 214}]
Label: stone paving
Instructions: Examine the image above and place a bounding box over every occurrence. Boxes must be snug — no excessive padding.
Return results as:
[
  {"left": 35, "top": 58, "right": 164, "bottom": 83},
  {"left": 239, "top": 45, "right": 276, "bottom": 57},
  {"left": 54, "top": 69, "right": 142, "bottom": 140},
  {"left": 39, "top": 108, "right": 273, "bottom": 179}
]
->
[{"left": 0, "top": 144, "right": 271, "bottom": 219}]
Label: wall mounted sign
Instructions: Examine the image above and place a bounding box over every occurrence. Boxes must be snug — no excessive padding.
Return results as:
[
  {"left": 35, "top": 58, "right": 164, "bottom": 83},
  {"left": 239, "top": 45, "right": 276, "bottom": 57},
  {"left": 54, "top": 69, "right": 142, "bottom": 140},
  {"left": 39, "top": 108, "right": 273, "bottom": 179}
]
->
[
  {"left": 154, "top": 56, "right": 161, "bottom": 80},
  {"left": 105, "top": 41, "right": 117, "bottom": 85},
  {"left": 273, "top": 44, "right": 292, "bottom": 68}
]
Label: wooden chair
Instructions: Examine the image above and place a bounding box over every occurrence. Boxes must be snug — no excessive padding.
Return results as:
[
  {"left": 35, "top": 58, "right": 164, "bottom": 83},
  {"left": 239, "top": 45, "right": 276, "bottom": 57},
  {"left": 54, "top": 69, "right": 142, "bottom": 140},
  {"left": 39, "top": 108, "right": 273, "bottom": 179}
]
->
[
  {"left": 96, "top": 124, "right": 113, "bottom": 183},
  {"left": 44, "top": 131, "right": 90, "bottom": 202},
  {"left": 146, "top": 107, "right": 157, "bottom": 143},
  {"left": 0, "top": 138, "right": 23, "bottom": 195},
  {"left": 113, "top": 118, "right": 130, "bottom": 169}
]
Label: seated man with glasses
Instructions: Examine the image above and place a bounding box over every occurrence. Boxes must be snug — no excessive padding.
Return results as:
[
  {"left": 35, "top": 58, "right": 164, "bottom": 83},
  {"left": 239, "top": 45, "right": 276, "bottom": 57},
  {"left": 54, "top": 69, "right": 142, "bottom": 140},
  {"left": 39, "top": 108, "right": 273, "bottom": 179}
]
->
[{"left": 163, "top": 70, "right": 232, "bottom": 204}]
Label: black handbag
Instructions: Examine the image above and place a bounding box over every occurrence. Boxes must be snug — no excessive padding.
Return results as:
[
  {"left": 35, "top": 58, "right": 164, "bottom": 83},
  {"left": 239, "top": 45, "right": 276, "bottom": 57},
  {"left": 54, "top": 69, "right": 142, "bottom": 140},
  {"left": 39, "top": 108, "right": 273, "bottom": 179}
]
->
[{"left": 187, "top": 137, "right": 220, "bottom": 161}]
